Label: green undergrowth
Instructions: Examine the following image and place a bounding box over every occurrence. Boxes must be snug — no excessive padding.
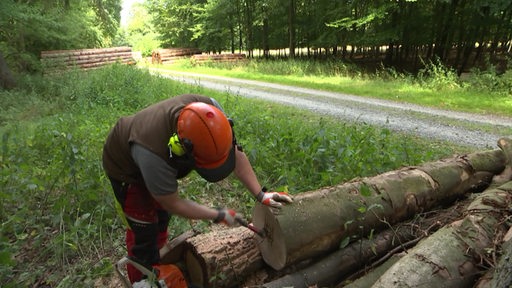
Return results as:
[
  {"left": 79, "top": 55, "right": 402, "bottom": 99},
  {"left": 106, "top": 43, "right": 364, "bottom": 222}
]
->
[{"left": 1, "top": 64, "right": 471, "bottom": 287}]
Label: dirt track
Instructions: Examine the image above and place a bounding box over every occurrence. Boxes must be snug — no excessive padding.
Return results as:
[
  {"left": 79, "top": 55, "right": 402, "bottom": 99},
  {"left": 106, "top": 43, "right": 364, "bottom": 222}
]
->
[{"left": 150, "top": 68, "right": 512, "bottom": 150}]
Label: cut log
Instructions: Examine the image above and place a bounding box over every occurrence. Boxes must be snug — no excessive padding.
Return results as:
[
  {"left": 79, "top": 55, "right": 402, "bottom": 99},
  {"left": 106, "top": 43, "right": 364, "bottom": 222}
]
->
[
  {"left": 371, "top": 180, "right": 512, "bottom": 288},
  {"left": 191, "top": 53, "right": 247, "bottom": 64},
  {"left": 491, "top": 228, "right": 512, "bottom": 287},
  {"left": 474, "top": 226, "right": 512, "bottom": 288},
  {"left": 261, "top": 198, "right": 468, "bottom": 288},
  {"left": 41, "top": 47, "right": 135, "bottom": 72},
  {"left": 160, "top": 230, "right": 198, "bottom": 264},
  {"left": 151, "top": 48, "right": 201, "bottom": 64},
  {"left": 184, "top": 226, "right": 264, "bottom": 288},
  {"left": 253, "top": 149, "right": 506, "bottom": 270},
  {"left": 492, "top": 137, "right": 512, "bottom": 186},
  {"left": 340, "top": 254, "right": 403, "bottom": 288},
  {"left": 40, "top": 47, "right": 132, "bottom": 58}
]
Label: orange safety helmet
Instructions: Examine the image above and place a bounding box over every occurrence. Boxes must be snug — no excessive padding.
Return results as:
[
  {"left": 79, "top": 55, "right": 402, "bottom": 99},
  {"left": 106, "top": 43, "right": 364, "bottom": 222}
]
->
[{"left": 177, "top": 102, "right": 233, "bottom": 170}]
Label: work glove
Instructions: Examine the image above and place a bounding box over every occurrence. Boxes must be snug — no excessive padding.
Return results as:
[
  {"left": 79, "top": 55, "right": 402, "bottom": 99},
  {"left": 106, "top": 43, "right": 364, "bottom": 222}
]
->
[
  {"left": 214, "top": 208, "right": 242, "bottom": 226},
  {"left": 257, "top": 188, "right": 293, "bottom": 208}
]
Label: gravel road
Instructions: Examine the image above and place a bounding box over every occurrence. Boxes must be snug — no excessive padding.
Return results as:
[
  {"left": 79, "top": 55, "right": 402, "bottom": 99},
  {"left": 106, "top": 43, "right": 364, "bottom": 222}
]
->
[{"left": 150, "top": 68, "right": 512, "bottom": 150}]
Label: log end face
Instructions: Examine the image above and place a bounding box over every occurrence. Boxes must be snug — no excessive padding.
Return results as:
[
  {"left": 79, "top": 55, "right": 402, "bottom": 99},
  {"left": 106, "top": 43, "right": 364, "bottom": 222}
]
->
[
  {"left": 253, "top": 203, "right": 287, "bottom": 270},
  {"left": 184, "top": 250, "right": 206, "bottom": 287}
]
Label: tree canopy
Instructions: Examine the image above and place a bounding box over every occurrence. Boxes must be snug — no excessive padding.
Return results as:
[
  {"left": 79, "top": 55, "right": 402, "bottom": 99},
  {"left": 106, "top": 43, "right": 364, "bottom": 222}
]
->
[
  {"left": 1, "top": 0, "right": 511, "bottom": 75},
  {"left": 146, "top": 0, "right": 512, "bottom": 72}
]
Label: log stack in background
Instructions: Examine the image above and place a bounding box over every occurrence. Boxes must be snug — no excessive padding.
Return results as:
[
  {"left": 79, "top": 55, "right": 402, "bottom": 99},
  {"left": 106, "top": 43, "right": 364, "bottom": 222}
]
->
[
  {"left": 191, "top": 53, "right": 247, "bottom": 64},
  {"left": 41, "top": 47, "right": 135, "bottom": 72},
  {"left": 168, "top": 138, "right": 512, "bottom": 288},
  {"left": 151, "top": 48, "right": 202, "bottom": 64}
]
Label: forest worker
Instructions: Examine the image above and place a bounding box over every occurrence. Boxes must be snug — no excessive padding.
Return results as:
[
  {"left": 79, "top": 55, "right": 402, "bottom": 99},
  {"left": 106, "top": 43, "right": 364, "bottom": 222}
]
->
[{"left": 102, "top": 94, "right": 293, "bottom": 283}]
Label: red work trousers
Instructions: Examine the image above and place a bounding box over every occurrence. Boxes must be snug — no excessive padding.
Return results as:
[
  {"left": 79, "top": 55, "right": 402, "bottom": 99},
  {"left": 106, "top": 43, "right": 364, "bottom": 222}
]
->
[{"left": 110, "top": 179, "right": 170, "bottom": 283}]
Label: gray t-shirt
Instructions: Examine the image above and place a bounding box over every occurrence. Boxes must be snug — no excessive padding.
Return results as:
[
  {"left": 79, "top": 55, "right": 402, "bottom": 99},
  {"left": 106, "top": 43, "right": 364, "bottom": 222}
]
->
[{"left": 131, "top": 143, "right": 178, "bottom": 195}]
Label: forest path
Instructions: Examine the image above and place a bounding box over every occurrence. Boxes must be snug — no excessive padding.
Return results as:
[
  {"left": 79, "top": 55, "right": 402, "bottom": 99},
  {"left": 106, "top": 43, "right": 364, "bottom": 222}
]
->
[{"left": 150, "top": 68, "right": 512, "bottom": 149}]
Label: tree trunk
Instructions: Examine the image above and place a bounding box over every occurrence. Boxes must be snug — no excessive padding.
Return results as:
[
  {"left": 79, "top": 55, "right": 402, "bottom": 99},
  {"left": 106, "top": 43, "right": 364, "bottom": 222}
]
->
[
  {"left": 262, "top": 17, "right": 270, "bottom": 59},
  {"left": 0, "top": 51, "right": 16, "bottom": 90},
  {"left": 252, "top": 149, "right": 506, "bottom": 270},
  {"left": 184, "top": 226, "right": 264, "bottom": 288},
  {"left": 371, "top": 180, "right": 512, "bottom": 288},
  {"left": 288, "top": 0, "right": 296, "bottom": 58}
]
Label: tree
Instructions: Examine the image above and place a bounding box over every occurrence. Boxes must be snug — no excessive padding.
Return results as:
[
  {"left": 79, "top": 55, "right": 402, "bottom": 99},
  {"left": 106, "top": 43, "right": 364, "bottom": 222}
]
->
[
  {"left": 0, "top": 51, "right": 16, "bottom": 90},
  {"left": 143, "top": 0, "right": 512, "bottom": 71},
  {"left": 0, "top": 0, "right": 122, "bottom": 73},
  {"left": 146, "top": 0, "right": 205, "bottom": 48},
  {"left": 122, "top": 2, "right": 161, "bottom": 56}
]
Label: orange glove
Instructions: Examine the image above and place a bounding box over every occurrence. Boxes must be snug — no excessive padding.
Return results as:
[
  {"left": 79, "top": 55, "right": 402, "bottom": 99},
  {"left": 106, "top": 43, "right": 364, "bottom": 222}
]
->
[
  {"left": 214, "top": 208, "right": 242, "bottom": 226},
  {"left": 257, "top": 188, "right": 293, "bottom": 208}
]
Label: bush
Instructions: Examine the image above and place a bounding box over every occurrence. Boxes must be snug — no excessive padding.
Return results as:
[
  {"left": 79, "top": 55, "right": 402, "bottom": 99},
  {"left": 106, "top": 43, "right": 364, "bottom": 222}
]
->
[
  {"left": 417, "top": 58, "right": 460, "bottom": 90},
  {"left": 464, "top": 62, "right": 512, "bottom": 96}
]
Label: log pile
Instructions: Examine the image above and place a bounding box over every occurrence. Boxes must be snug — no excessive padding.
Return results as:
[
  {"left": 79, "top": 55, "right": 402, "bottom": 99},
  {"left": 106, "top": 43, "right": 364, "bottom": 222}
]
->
[
  {"left": 190, "top": 53, "right": 247, "bottom": 64},
  {"left": 151, "top": 48, "right": 202, "bottom": 64},
  {"left": 160, "top": 138, "right": 512, "bottom": 288},
  {"left": 40, "top": 47, "right": 135, "bottom": 72}
]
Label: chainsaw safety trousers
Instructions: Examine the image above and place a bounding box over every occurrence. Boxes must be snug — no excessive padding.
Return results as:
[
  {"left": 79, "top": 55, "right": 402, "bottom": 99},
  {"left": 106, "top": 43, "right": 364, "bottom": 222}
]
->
[{"left": 110, "top": 178, "right": 169, "bottom": 283}]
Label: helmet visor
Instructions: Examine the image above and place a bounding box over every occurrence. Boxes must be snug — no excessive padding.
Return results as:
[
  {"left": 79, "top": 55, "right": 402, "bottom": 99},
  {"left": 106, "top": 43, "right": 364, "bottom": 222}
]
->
[{"left": 195, "top": 145, "right": 236, "bottom": 182}]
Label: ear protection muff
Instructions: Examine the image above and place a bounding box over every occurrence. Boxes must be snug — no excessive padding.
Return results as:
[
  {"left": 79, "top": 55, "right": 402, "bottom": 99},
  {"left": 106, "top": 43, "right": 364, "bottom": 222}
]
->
[
  {"left": 168, "top": 133, "right": 195, "bottom": 157},
  {"left": 168, "top": 134, "right": 186, "bottom": 156}
]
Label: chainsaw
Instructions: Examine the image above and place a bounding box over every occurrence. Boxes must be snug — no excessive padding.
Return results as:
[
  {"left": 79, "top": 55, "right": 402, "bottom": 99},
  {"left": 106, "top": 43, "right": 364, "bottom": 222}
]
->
[
  {"left": 115, "top": 231, "right": 196, "bottom": 288},
  {"left": 115, "top": 256, "right": 186, "bottom": 288}
]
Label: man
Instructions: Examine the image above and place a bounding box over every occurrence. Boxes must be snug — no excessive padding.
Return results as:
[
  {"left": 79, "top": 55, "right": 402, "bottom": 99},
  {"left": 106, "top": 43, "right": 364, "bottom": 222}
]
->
[{"left": 102, "top": 94, "right": 292, "bottom": 283}]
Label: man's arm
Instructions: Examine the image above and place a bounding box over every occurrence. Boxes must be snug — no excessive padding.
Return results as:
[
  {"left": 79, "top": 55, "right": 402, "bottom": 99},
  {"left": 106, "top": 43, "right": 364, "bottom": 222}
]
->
[
  {"left": 233, "top": 148, "right": 293, "bottom": 208},
  {"left": 233, "top": 148, "right": 262, "bottom": 198},
  {"left": 152, "top": 192, "right": 218, "bottom": 220}
]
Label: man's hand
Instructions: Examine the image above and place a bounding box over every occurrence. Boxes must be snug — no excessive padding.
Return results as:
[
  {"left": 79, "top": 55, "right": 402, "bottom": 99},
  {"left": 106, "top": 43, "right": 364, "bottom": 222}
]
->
[
  {"left": 257, "top": 191, "right": 293, "bottom": 208},
  {"left": 214, "top": 208, "right": 242, "bottom": 226}
]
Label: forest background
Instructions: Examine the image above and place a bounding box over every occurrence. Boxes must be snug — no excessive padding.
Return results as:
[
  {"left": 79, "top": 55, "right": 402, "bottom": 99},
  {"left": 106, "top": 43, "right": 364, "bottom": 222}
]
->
[{"left": 1, "top": 0, "right": 511, "bottom": 287}]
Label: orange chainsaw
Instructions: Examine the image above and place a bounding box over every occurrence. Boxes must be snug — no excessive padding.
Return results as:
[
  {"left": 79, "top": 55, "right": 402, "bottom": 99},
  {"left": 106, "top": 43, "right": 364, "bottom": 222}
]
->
[
  {"left": 115, "top": 257, "right": 187, "bottom": 288},
  {"left": 115, "top": 230, "right": 196, "bottom": 288}
]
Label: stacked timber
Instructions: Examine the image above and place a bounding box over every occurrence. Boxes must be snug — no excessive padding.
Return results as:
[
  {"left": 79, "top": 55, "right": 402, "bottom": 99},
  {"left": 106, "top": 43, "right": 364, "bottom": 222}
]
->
[
  {"left": 159, "top": 138, "right": 512, "bottom": 288},
  {"left": 40, "top": 47, "right": 135, "bottom": 72},
  {"left": 191, "top": 53, "right": 247, "bottom": 64},
  {"left": 151, "top": 48, "right": 201, "bottom": 64}
]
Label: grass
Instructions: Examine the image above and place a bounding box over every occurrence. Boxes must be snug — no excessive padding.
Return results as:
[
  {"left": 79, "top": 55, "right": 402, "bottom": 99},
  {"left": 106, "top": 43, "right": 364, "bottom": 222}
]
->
[
  {"left": 149, "top": 58, "right": 512, "bottom": 118},
  {"left": 0, "top": 60, "right": 500, "bottom": 287}
]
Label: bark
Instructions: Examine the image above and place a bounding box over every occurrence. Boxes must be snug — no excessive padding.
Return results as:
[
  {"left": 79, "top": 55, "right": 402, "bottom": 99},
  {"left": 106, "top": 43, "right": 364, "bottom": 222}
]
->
[
  {"left": 492, "top": 138, "right": 512, "bottom": 187},
  {"left": 341, "top": 254, "right": 403, "bottom": 288},
  {"left": 261, "top": 198, "right": 468, "bottom": 288},
  {"left": 253, "top": 149, "right": 505, "bottom": 270},
  {"left": 371, "top": 180, "right": 512, "bottom": 288},
  {"left": 183, "top": 226, "right": 264, "bottom": 288},
  {"left": 491, "top": 228, "right": 512, "bottom": 288},
  {"left": 474, "top": 227, "right": 512, "bottom": 288}
]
